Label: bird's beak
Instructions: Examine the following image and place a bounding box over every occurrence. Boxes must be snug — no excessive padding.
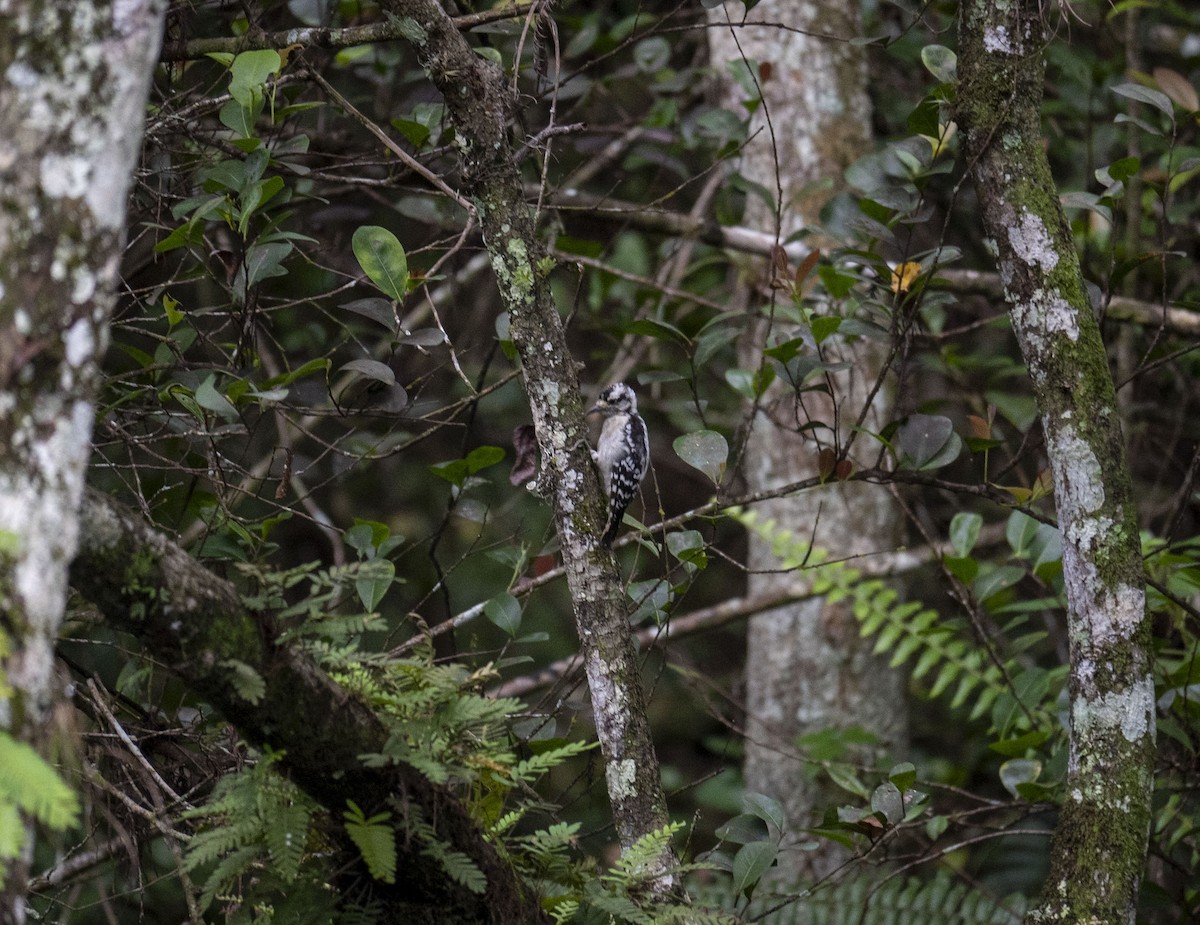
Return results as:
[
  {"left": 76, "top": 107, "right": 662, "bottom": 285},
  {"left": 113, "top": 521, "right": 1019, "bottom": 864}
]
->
[{"left": 587, "top": 401, "right": 605, "bottom": 416}]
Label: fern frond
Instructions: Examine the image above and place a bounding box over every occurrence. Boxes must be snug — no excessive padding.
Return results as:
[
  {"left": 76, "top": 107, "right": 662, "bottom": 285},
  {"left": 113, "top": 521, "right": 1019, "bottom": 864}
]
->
[
  {"left": 344, "top": 801, "right": 397, "bottom": 884},
  {"left": 609, "top": 821, "right": 685, "bottom": 884},
  {"left": 509, "top": 740, "right": 595, "bottom": 783},
  {"left": 421, "top": 839, "right": 487, "bottom": 895},
  {"left": 265, "top": 801, "right": 311, "bottom": 882},
  {"left": 730, "top": 508, "right": 1052, "bottom": 733},
  {"left": 0, "top": 733, "right": 79, "bottom": 832},
  {"left": 196, "top": 842, "right": 260, "bottom": 912}
]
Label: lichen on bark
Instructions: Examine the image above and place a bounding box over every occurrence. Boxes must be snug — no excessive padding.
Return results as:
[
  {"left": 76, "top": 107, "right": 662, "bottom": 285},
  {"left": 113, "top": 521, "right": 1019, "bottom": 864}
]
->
[
  {"left": 956, "top": 1, "right": 1155, "bottom": 921},
  {"left": 380, "top": 0, "right": 681, "bottom": 890},
  {"left": 0, "top": 1, "right": 168, "bottom": 916}
]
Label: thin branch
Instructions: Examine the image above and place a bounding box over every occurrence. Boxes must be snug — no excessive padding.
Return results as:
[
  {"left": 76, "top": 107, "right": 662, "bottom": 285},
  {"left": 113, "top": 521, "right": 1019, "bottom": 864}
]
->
[{"left": 159, "top": 4, "right": 538, "bottom": 62}]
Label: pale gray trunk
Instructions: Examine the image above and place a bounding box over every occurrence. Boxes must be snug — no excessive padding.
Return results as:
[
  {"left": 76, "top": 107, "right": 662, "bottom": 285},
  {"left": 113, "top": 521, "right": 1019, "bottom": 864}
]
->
[
  {"left": 708, "top": 0, "right": 908, "bottom": 881},
  {"left": 0, "top": 1, "right": 166, "bottom": 917}
]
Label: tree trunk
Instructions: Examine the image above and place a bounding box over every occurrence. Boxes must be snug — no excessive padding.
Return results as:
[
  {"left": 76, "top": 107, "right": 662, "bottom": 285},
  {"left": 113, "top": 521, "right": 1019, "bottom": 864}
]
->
[
  {"left": 708, "top": 0, "right": 908, "bottom": 881},
  {"left": 956, "top": 2, "right": 1155, "bottom": 922},
  {"left": 381, "top": 0, "right": 680, "bottom": 889},
  {"left": 0, "top": 2, "right": 166, "bottom": 918}
]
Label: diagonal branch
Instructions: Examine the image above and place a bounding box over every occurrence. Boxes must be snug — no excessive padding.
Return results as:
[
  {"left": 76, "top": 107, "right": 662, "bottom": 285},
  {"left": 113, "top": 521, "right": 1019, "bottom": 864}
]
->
[
  {"left": 377, "top": 0, "right": 683, "bottom": 893},
  {"left": 70, "top": 489, "right": 545, "bottom": 925}
]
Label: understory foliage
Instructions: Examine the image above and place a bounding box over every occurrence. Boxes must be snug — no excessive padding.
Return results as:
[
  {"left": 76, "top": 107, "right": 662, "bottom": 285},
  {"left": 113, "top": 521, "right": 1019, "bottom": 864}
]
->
[{"left": 8, "top": 0, "right": 1200, "bottom": 922}]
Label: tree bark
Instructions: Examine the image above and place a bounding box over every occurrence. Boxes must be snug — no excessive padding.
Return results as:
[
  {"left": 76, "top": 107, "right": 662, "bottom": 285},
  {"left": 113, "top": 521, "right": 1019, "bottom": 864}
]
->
[
  {"left": 379, "top": 0, "right": 680, "bottom": 888},
  {"left": 71, "top": 489, "right": 545, "bottom": 924},
  {"left": 0, "top": 2, "right": 166, "bottom": 918},
  {"left": 708, "top": 0, "right": 908, "bottom": 881},
  {"left": 956, "top": 2, "right": 1155, "bottom": 922}
]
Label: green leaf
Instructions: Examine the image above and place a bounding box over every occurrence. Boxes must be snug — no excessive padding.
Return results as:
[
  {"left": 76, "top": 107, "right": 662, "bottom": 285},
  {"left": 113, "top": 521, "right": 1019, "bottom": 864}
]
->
[
  {"left": 920, "top": 45, "right": 957, "bottom": 83},
  {"left": 731, "top": 841, "right": 777, "bottom": 898},
  {"left": 1006, "top": 509, "right": 1039, "bottom": 557},
  {"left": 244, "top": 241, "right": 292, "bottom": 286},
  {"left": 870, "top": 782, "right": 904, "bottom": 825},
  {"left": 356, "top": 559, "right": 395, "bottom": 611},
  {"left": 218, "top": 98, "right": 258, "bottom": 138},
  {"left": 1111, "top": 81, "right": 1175, "bottom": 120},
  {"left": 974, "top": 564, "right": 1024, "bottom": 605},
  {"left": 715, "top": 813, "right": 769, "bottom": 845},
  {"left": 260, "top": 357, "right": 329, "bottom": 390},
  {"left": 949, "top": 511, "right": 982, "bottom": 557},
  {"left": 624, "top": 317, "right": 689, "bottom": 346},
  {"left": 810, "top": 315, "right": 842, "bottom": 344},
  {"left": 888, "top": 762, "right": 917, "bottom": 791},
  {"left": 220, "top": 659, "right": 265, "bottom": 704},
  {"left": 666, "top": 530, "right": 707, "bottom": 570},
  {"left": 430, "top": 459, "right": 469, "bottom": 487},
  {"left": 194, "top": 375, "right": 239, "bottom": 422},
  {"left": 465, "top": 445, "right": 505, "bottom": 474},
  {"left": 340, "top": 359, "right": 396, "bottom": 387},
  {"left": 341, "top": 297, "right": 398, "bottom": 331},
  {"left": 897, "top": 414, "right": 956, "bottom": 469},
  {"left": 345, "top": 522, "right": 382, "bottom": 557},
  {"left": 484, "top": 592, "right": 522, "bottom": 636},
  {"left": 352, "top": 225, "right": 410, "bottom": 301},
  {"left": 673, "top": 430, "right": 728, "bottom": 484},
  {"left": 162, "top": 293, "right": 184, "bottom": 327},
  {"left": 229, "top": 49, "right": 281, "bottom": 107},
  {"left": 1102, "top": 155, "right": 1141, "bottom": 184},
  {"left": 817, "top": 265, "right": 855, "bottom": 297},
  {"left": 826, "top": 762, "right": 869, "bottom": 799},
  {"left": 725, "top": 367, "right": 755, "bottom": 400},
  {"left": 943, "top": 554, "right": 978, "bottom": 583},
  {"left": 998, "top": 758, "right": 1041, "bottom": 798},
  {"left": 391, "top": 118, "right": 431, "bottom": 148},
  {"left": 743, "top": 792, "right": 786, "bottom": 837}
]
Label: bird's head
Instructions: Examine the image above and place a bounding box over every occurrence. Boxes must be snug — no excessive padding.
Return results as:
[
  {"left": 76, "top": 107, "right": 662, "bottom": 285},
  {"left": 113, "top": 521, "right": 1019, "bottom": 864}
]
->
[{"left": 588, "top": 382, "right": 637, "bottom": 417}]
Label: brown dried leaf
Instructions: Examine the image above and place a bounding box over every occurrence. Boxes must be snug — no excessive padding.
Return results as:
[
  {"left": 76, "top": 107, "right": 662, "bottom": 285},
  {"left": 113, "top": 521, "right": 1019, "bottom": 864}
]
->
[
  {"left": 817, "top": 447, "right": 836, "bottom": 481},
  {"left": 794, "top": 248, "right": 821, "bottom": 292},
  {"left": 510, "top": 424, "right": 539, "bottom": 486},
  {"left": 1153, "top": 67, "right": 1199, "bottom": 113},
  {"left": 967, "top": 414, "right": 991, "bottom": 440}
]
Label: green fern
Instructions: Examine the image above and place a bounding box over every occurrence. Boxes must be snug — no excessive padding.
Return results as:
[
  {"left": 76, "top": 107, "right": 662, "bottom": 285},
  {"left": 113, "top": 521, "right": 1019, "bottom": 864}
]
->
[
  {"left": 508, "top": 740, "right": 595, "bottom": 783},
  {"left": 343, "top": 800, "right": 397, "bottom": 884},
  {"left": 608, "top": 821, "right": 687, "bottom": 884},
  {"left": 731, "top": 508, "right": 1057, "bottom": 734},
  {"left": 0, "top": 733, "right": 79, "bottom": 835},
  {"left": 184, "top": 751, "right": 322, "bottom": 911},
  {"left": 688, "top": 868, "right": 1024, "bottom": 924},
  {"left": 265, "top": 800, "right": 311, "bottom": 883}
]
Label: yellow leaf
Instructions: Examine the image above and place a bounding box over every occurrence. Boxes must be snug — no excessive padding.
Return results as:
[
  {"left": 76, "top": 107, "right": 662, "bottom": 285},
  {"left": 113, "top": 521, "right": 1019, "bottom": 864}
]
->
[{"left": 890, "top": 261, "right": 922, "bottom": 294}]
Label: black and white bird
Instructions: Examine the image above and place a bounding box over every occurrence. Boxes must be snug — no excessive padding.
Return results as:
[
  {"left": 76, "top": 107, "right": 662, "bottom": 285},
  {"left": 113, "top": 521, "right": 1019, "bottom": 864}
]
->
[{"left": 588, "top": 382, "right": 650, "bottom": 547}]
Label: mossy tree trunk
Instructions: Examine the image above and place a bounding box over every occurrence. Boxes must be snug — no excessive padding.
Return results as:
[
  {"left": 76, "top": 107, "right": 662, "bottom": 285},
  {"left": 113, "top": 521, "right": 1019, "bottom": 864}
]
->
[
  {"left": 956, "top": 2, "right": 1155, "bottom": 922},
  {"left": 71, "top": 490, "right": 545, "bottom": 924},
  {"left": 379, "top": 0, "right": 679, "bottom": 888},
  {"left": 0, "top": 2, "right": 166, "bottom": 919}
]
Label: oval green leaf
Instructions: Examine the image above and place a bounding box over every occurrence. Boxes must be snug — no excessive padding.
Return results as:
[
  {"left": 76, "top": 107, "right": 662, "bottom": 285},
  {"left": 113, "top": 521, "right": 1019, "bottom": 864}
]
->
[
  {"left": 674, "top": 430, "right": 728, "bottom": 485},
  {"left": 484, "top": 592, "right": 522, "bottom": 636},
  {"left": 353, "top": 225, "right": 409, "bottom": 302}
]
